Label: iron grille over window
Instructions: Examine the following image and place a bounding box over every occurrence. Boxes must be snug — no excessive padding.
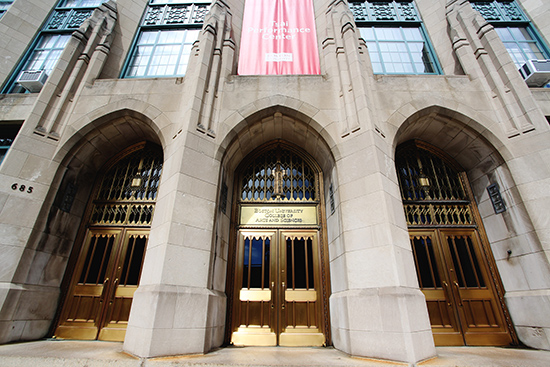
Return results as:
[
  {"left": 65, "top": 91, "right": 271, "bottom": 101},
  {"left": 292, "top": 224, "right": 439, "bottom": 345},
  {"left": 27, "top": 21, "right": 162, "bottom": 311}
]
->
[
  {"left": 470, "top": 0, "right": 527, "bottom": 22},
  {"left": 470, "top": 1, "right": 550, "bottom": 69},
  {"left": 90, "top": 144, "right": 163, "bottom": 226},
  {"left": 4, "top": 0, "right": 107, "bottom": 93},
  {"left": 240, "top": 146, "right": 317, "bottom": 202},
  {"left": 396, "top": 141, "right": 474, "bottom": 227},
  {"left": 349, "top": 0, "right": 440, "bottom": 74},
  {"left": 122, "top": 1, "right": 210, "bottom": 78}
]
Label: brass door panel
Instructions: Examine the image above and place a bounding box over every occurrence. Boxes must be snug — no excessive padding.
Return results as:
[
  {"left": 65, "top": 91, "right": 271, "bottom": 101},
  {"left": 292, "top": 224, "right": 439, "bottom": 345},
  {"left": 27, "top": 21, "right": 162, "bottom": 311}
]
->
[
  {"left": 55, "top": 229, "right": 148, "bottom": 341},
  {"left": 231, "top": 231, "right": 277, "bottom": 346},
  {"left": 411, "top": 229, "right": 512, "bottom": 346},
  {"left": 231, "top": 230, "right": 324, "bottom": 346}
]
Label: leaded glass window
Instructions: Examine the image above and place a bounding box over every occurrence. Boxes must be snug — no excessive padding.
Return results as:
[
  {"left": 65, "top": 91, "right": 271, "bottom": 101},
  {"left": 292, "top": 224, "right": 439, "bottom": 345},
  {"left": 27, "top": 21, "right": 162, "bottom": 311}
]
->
[
  {"left": 4, "top": 0, "right": 107, "bottom": 93},
  {"left": 350, "top": 1, "right": 440, "bottom": 75},
  {"left": 123, "top": 1, "right": 210, "bottom": 78},
  {"left": 90, "top": 144, "right": 163, "bottom": 226},
  {"left": 396, "top": 141, "right": 474, "bottom": 227},
  {"left": 240, "top": 146, "right": 317, "bottom": 203}
]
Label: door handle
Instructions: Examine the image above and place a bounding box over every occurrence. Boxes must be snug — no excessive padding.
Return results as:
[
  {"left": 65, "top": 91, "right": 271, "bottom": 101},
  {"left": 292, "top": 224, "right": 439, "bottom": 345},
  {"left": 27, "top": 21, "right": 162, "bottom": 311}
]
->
[
  {"left": 100, "top": 278, "right": 110, "bottom": 302},
  {"left": 271, "top": 282, "right": 275, "bottom": 309},
  {"left": 109, "top": 278, "right": 119, "bottom": 305},
  {"left": 442, "top": 281, "right": 451, "bottom": 307},
  {"left": 281, "top": 282, "right": 285, "bottom": 310},
  {"left": 453, "top": 281, "right": 463, "bottom": 307}
]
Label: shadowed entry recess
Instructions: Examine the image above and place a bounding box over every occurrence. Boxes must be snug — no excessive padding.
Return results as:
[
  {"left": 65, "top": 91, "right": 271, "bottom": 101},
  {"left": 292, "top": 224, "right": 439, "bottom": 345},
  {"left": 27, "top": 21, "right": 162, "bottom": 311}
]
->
[
  {"left": 396, "top": 140, "right": 514, "bottom": 346},
  {"left": 54, "top": 142, "right": 163, "bottom": 341}
]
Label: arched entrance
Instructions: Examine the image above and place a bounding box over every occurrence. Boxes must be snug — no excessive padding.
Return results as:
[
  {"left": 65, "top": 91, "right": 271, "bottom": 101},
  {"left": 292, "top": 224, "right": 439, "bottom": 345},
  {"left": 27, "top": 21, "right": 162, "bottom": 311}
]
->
[
  {"left": 227, "top": 141, "right": 330, "bottom": 347},
  {"left": 395, "top": 140, "right": 514, "bottom": 346},
  {"left": 54, "top": 142, "right": 163, "bottom": 341}
]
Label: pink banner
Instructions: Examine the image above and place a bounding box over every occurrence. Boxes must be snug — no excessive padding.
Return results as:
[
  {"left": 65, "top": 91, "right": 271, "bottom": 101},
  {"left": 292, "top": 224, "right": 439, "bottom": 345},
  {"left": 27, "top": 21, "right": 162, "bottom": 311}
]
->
[{"left": 237, "top": 0, "right": 320, "bottom": 75}]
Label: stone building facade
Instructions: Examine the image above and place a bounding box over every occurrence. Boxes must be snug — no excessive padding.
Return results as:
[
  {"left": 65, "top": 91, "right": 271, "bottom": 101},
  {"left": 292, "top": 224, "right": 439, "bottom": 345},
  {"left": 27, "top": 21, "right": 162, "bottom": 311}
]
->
[{"left": 0, "top": 0, "right": 549, "bottom": 364}]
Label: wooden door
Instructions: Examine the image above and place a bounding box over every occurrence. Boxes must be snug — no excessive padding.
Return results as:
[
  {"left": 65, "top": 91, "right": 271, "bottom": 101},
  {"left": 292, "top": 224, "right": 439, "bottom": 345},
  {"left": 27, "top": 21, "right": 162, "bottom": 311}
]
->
[
  {"left": 410, "top": 228, "right": 512, "bottom": 346},
  {"left": 231, "top": 230, "right": 324, "bottom": 346},
  {"left": 54, "top": 228, "right": 148, "bottom": 341}
]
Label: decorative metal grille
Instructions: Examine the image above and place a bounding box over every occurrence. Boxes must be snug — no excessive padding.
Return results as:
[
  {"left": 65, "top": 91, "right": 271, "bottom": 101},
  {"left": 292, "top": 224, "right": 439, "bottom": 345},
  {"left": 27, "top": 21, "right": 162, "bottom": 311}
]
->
[
  {"left": 220, "top": 182, "right": 228, "bottom": 214},
  {"left": 470, "top": 1, "right": 527, "bottom": 22},
  {"left": 46, "top": 5, "right": 100, "bottom": 31},
  {"left": 142, "top": 2, "right": 209, "bottom": 27},
  {"left": 396, "top": 143, "right": 466, "bottom": 202},
  {"left": 328, "top": 184, "right": 335, "bottom": 214},
  {"left": 396, "top": 142, "right": 474, "bottom": 228},
  {"left": 404, "top": 203, "right": 474, "bottom": 226},
  {"left": 90, "top": 145, "right": 163, "bottom": 226},
  {"left": 47, "top": 10, "right": 70, "bottom": 30},
  {"left": 66, "top": 10, "right": 94, "bottom": 28},
  {"left": 240, "top": 146, "right": 316, "bottom": 202},
  {"left": 348, "top": 1, "right": 420, "bottom": 23}
]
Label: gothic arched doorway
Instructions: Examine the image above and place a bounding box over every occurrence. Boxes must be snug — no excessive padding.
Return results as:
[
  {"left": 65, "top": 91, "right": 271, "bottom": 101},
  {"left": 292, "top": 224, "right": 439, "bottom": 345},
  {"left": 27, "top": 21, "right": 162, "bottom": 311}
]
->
[
  {"left": 54, "top": 142, "right": 163, "bottom": 341},
  {"left": 226, "top": 141, "right": 330, "bottom": 347},
  {"left": 396, "top": 140, "right": 514, "bottom": 346}
]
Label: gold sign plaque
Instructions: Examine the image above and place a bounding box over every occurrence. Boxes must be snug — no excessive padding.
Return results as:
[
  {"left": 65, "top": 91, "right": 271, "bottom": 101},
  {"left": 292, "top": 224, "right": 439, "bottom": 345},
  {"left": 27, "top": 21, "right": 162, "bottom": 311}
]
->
[{"left": 240, "top": 206, "right": 317, "bottom": 226}]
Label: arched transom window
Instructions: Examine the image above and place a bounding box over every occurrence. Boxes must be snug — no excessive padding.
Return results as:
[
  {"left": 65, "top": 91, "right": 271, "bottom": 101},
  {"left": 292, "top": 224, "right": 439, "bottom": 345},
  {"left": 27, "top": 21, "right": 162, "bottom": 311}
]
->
[
  {"left": 395, "top": 141, "right": 473, "bottom": 227},
  {"left": 240, "top": 146, "right": 317, "bottom": 202},
  {"left": 90, "top": 143, "right": 163, "bottom": 226}
]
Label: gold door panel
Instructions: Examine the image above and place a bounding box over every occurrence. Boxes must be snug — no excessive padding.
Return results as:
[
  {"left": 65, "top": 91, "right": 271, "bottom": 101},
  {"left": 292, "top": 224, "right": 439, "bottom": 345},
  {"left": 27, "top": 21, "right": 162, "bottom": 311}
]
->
[
  {"left": 55, "top": 229, "right": 120, "bottom": 340},
  {"left": 441, "top": 230, "right": 511, "bottom": 346},
  {"left": 411, "top": 229, "right": 512, "bottom": 346},
  {"left": 55, "top": 229, "right": 148, "bottom": 341},
  {"left": 279, "top": 232, "right": 324, "bottom": 346},
  {"left": 231, "top": 231, "right": 277, "bottom": 346},
  {"left": 231, "top": 230, "right": 325, "bottom": 347}
]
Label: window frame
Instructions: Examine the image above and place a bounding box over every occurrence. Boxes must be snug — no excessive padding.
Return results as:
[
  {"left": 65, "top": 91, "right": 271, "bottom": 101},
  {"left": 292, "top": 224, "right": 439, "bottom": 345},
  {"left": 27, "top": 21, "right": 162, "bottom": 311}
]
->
[
  {"left": 0, "top": 123, "right": 22, "bottom": 165},
  {"left": 0, "top": 1, "right": 14, "bottom": 19},
  {"left": 349, "top": 0, "right": 441, "bottom": 75},
  {"left": 2, "top": 0, "right": 107, "bottom": 93},
  {"left": 121, "top": 0, "right": 210, "bottom": 79},
  {"left": 470, "top": 0, "right": 550, "bottom": 67}
]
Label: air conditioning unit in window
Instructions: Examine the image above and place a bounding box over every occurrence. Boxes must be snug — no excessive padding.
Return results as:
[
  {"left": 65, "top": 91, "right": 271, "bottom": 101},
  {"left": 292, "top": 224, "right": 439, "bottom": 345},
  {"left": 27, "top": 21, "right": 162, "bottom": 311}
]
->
[
  {"left": 518, "top": 59, "right": 550, "bottom": 87},
  {"left": 16, "top": 70, "right": 48, "bottom": 92}
]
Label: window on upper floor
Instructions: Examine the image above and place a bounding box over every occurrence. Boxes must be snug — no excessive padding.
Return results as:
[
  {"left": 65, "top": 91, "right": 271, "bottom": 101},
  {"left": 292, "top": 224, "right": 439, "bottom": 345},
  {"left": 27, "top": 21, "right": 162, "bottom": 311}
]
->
[
  {"left": 3, "top": 0, "right": 107, "bottom": 93},
  {"left": 470, "top": 1, "right": 550, "bottom": 68},
  {"left": 349, "top": 0, "right": 440, "bottom": 75},
  {"left": 122, "top": 1, "right": 210, "bottom": 79},
  {"left": 0, "top": 1, "right": 14, "bottom": 19},
  {"left": 0, "top": 123, "right": 21, "bottom": 165}
]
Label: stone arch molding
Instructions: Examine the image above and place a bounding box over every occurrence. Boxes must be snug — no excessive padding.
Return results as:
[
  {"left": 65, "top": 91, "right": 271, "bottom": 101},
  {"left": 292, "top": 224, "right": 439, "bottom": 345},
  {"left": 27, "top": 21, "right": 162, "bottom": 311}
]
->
[
  {"left": 217, "top": 97, "right": 340, "bottom": 166},
  {"left": 217, "top": 102, "right": 340, "bottom": 175},
  {"left": 388, "top": 102, "right": 513, "bottom": 170},
  {"left": 54, "top": 99, "right": 172, "bottom": 165}
]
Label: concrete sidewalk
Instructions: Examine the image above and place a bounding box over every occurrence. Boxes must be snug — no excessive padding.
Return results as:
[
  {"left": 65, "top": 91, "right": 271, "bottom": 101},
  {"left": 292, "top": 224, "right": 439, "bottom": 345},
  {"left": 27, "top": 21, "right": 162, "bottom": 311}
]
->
[{"left": 0, "top": 340, "right": 549, "bottom": 367}]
